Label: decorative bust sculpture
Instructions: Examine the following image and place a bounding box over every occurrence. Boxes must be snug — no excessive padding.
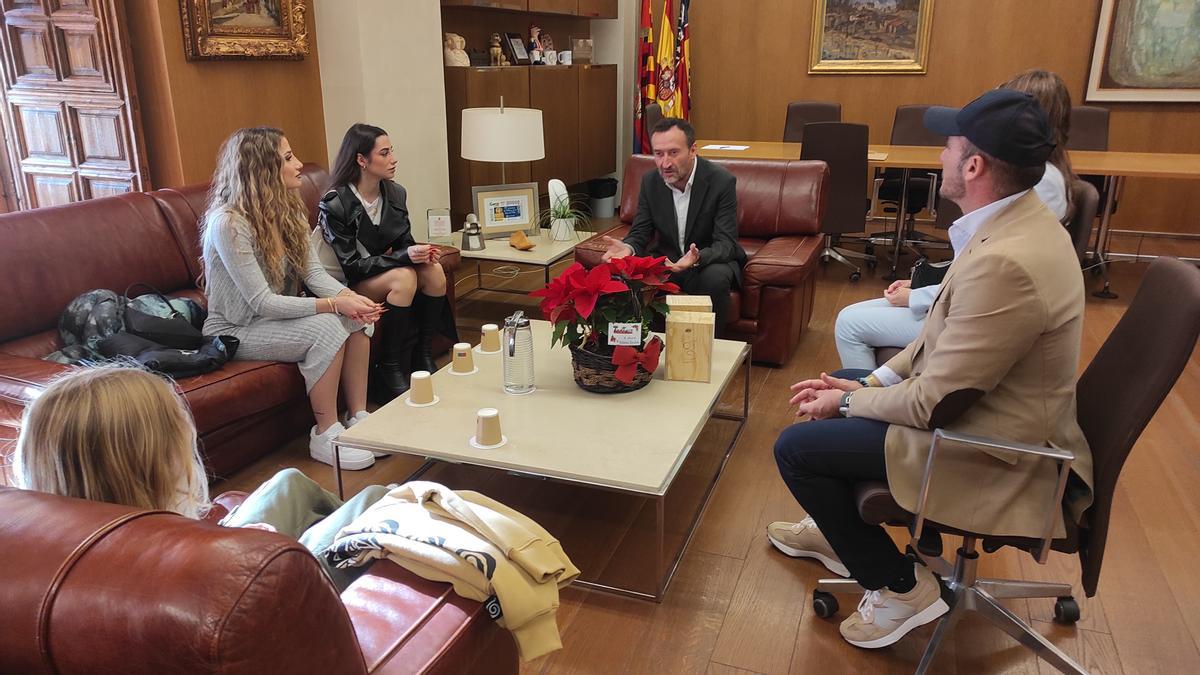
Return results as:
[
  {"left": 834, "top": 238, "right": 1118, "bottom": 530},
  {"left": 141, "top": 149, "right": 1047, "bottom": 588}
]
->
[{"left": 443, "top": 32, "right": 469, "bottom": 67}]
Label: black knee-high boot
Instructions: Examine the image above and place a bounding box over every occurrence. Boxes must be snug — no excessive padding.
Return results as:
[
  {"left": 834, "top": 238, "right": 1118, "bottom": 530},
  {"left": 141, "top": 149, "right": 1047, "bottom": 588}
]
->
[
  {"left": 372, "top": 302, "right": 412, "bottom": 403},
  {"left": 411, "top": 294, "right": 446, "bottom": 374}
]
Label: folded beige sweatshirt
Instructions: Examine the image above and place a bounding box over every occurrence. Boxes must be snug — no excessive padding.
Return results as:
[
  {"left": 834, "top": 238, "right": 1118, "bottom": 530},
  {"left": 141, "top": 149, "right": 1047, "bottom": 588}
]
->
[{"left": 327, "top": 481, "right": 580, "bottom": 661}]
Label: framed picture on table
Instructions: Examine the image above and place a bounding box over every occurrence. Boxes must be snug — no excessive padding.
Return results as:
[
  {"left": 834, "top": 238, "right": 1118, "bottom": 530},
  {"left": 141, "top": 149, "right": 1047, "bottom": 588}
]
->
[
  {"left": 472, "top": 183, "right": 539, "bottom": 239},
  {"left": 503, "top": 32, "right": 531, "bottom": 66}
]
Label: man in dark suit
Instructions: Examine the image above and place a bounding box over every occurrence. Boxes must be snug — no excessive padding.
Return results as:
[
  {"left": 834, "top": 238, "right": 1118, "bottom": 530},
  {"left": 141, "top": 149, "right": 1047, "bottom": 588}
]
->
[{"left": 601, "top": 118, "right": 746, "bottom": 330}]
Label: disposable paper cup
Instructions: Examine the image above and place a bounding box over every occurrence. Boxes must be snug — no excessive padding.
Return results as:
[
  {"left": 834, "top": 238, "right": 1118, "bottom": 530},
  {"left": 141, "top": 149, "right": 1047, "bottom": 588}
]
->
[
  {"left": 475, "top": 407, "right": 502, "bottom": 446},
  {"left": 451, "top": 342, "right": 476, "bottom": 374},
  {"left": 408, "top": 370, "right": 434, "bottom": 405},
  {"left": 479, "top": 324, "right": 501, "bottom": 353}
]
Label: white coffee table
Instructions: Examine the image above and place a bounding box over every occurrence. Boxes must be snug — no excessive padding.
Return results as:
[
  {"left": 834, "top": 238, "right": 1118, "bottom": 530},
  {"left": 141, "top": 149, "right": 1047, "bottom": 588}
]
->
[
  {"left": 457, "top": 230, "right": 593, "bottom": 295},
  {"left": 334, "top": 319, "right": 751, "bottom": 601}
]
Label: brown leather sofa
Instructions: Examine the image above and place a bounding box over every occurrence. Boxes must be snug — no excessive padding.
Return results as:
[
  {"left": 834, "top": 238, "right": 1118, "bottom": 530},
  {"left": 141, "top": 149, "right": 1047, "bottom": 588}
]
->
[
  {"left": 574, "top": 155, "right": 829, "bottom": 366},
  {"left": 0, "top": 164, "right": 460, "bottom": 481},
  {"left": 0, "top": 485, "right": 517, "bottom": 674}
]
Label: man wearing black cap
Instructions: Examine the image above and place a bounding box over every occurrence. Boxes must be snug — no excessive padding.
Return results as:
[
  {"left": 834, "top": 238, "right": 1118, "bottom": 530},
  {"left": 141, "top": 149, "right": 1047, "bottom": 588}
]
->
[{"left": 767, "top": 90, "right": 1094, "bottom": 650}]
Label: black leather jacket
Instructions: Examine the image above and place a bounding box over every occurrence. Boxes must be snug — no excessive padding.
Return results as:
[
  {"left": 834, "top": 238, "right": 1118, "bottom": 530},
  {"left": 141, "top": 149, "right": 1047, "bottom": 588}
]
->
[{"left": 318, "top": 180, "right": 417, "bottom": 286}]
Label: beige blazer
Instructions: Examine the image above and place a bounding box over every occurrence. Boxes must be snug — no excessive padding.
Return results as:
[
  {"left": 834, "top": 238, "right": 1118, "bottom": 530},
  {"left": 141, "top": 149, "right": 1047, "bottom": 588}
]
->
[{"left": 849, "top": 191, "right": 1093, "bottom": 539}]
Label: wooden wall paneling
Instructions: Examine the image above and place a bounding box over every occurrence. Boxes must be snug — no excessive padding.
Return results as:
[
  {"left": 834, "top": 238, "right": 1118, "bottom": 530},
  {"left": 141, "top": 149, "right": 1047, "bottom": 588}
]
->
[
  {"left": 69, "top": 103, "right": 128, "bottom": 170},
  {"left": 530, "top": 64, "right": 578, "bottom": 189},
  {"left": 465, "top": 65, "right": 531, "bottom": 188},
  {"left": 576, "top": 0, "right": 617, "bottom": 19},
  {"left": 441, "top": 0, "right": 528, "bottom": 11},
  {"left": 529, "top": 0, "right": 575, "bottom": 16},
  {"left": 685, "top": 0, "right": 1200, "bottom": 235},
  {"left": 578, "top": 63, "right": 615, "bottom": 179},
  {"left": 441, "top": 6, "right": 589, "bottom": 61},
  {"left": 24, "top": 166, "right": 77, "bottom": 206},
  {"left": 3, "top": 14, "right": 59, "bottom": 84}
]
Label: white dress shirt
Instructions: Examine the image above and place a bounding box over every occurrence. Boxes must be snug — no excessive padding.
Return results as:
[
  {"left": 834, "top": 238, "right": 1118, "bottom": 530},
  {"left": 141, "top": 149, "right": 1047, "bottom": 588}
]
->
[
  {"left": 871, "top": 189, "right": 1031, "bottom": 387},
  {"left": 665, "top": 162, "right": 697, "bottom": 255}
]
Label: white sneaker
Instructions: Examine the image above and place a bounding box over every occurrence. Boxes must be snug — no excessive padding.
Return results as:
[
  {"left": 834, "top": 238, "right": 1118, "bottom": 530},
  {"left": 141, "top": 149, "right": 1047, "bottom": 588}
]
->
[
  {"left": 344, "top": 410, "right": 386, "bottom": 457},
  {"left": 767, "top": 516, "right": 851, "bottom": 577},
  {"left": 309, "top": 422, "right": 374, "bottom": 470},
  {"left": 839, "top": 563, "right": 949, "bottom": 649}
]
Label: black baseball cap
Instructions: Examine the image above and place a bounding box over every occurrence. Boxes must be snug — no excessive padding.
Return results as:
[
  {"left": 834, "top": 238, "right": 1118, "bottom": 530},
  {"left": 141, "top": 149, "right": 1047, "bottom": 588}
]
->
[{"left": 923, "top": 89, "right": 1055, "bottom": 167}]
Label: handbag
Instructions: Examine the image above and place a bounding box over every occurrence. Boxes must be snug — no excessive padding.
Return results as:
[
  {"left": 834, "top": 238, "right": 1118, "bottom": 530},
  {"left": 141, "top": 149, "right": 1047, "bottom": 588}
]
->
[
  {"left": 123, "top": 283, "right": 205, "bottom": 350},
  {"left": 910, "top": 257, "right": 952, "bottom": 290}
]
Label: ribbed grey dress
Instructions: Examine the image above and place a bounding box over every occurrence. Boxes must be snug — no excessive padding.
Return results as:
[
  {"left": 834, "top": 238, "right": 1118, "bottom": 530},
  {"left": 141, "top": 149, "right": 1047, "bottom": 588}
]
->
[{"left": 201, "top": 208, "right": 360, "bottom": 392}]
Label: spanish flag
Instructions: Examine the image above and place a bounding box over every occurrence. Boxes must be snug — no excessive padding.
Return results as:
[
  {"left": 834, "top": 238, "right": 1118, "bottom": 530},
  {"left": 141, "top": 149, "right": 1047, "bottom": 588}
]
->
[
  {"left": 675, "top": 0, "right": 692, "bottom": 120},
  {"left": 656, "top": 0, "right": 682, "bottom": 119},
  {"left": 633, "top": 0, "right": 655, "bottom": 153}
]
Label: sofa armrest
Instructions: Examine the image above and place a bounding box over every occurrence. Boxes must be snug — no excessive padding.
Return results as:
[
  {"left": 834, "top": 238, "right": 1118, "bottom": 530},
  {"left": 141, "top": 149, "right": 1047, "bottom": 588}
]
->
[
  {"left": 0, "top": 353, "right": 73, "bottom": 408},
  {"left": 574, "top": 225, "right": 629, "bottom": 269},
  {"left": 205, "top": 491, "right": 249, "bottom": 523},
  {"left": 343, "top": 561, "right": 518, "bottom": 674},
  {"left": 742, "top": 236, "right": 823, "bottom": 287}
]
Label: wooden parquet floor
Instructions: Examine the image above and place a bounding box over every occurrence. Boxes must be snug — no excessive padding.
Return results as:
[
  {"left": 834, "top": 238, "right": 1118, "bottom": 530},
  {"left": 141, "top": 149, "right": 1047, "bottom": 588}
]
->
[{"left": 212, "top": 254, "right": 1200, "bottom": 675}]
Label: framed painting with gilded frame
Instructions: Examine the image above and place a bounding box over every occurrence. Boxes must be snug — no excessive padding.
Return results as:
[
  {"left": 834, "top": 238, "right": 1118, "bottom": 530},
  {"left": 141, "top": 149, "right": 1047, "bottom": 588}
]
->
[
  {"left": 809, "top": 0, "right": 935, "bottom": 74},
  {"left": 179, "top": 0, "right": 310, "bottom": 61},
  {"left": 1086, "top": 0, "right": 1200, "bottom": 103},
  {"left": 473, "top": 183, "right": 540, "bottom": 239}
]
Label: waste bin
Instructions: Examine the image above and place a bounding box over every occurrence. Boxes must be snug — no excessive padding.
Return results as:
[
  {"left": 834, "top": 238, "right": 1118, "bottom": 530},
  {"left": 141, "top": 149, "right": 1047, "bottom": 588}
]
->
[{"left": 588, "top": 177, "right": 619, "bottom": 218}]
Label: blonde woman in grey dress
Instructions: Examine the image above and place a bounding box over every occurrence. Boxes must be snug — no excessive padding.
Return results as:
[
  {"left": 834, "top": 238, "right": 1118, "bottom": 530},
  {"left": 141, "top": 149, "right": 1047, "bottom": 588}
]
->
[{"left": 201, "top": 127, "right": 384, "bottom": 470}]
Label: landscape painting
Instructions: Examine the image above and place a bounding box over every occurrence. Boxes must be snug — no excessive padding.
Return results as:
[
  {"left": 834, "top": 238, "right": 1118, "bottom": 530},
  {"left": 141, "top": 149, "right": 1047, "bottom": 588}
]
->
[
  {"left": 180, "top": 0, "right": 310, "bottom": 60},
  {"left": 809, "top": 0, "right": 935, "bottom": 74}
]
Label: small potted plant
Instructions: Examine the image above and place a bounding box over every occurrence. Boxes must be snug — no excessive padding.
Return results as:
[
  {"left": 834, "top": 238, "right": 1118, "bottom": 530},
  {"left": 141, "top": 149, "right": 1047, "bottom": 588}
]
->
[
  {"left": 543, "top": 190, "right": 590, "bottom": 242},
  {"left": 530, "top": 256, "right": 678, "bottom": 393}
]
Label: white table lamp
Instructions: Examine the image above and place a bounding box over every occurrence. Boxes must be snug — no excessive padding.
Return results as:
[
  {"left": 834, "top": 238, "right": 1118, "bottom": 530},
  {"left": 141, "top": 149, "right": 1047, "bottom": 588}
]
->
[{"left": 461, "top": 99, "right": 545, "bottom": 183}]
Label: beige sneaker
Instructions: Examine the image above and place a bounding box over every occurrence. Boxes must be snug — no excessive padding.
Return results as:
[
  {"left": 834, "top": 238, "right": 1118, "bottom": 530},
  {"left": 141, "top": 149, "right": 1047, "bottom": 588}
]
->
[
  {"left": 839, "top": 563, "right": 949, "bottom": 649},
  {"left": 766, "top": 516, "right": 850, "bottom": 577}
]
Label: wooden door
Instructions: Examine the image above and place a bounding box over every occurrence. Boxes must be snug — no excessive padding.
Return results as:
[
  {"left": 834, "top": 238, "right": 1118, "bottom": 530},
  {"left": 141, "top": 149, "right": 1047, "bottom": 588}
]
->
[
  {"left": 530, "top": 65, "right": 577, "bottom": 190},
  {"left": 0, "top": 0, "right": 146, "bottom": 210},
  {"left": 578, "top": 63, "right": 615, "bottom": 179}
]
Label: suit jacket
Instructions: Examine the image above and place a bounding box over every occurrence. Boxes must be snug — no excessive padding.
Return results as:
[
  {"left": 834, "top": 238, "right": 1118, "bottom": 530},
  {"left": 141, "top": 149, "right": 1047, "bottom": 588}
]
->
[
  {"left": 318, "top": 180, "right": 417, "bottom": 286},
  {"left": 849, "top": 191, "right": 1094, "bottom": 539},
  {"left": 623, "top": 156, "right": 747, "bottom": 284}
]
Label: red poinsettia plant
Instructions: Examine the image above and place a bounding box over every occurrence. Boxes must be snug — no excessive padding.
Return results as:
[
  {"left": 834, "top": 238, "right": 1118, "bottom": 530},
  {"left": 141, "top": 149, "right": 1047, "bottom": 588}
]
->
[{"left": 530, "top": 255, "right": 679, "bottom": 356}]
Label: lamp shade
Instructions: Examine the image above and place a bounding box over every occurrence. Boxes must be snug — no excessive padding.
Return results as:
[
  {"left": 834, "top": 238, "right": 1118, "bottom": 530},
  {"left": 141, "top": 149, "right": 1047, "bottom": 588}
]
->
[{"left": 461, "top": 107, "right": 545, "bottom": 162}]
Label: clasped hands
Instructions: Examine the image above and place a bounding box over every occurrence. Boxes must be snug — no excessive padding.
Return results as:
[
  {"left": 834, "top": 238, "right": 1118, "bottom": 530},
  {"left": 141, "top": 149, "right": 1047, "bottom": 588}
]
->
[
  {"left": 789, "top": 372, "right": 863, "bottom": 420},
  {"left": 333, "top": 290, "right": 385, "bottom": 324},
  {"left": 407, "top": 244, "right": 441, "bottom": 265},
  {"left": 599, "top": 235, "right": 699, "bottom": 272},
  {"left": 884, "top": 279, "right": 911, "bottom": 307}
]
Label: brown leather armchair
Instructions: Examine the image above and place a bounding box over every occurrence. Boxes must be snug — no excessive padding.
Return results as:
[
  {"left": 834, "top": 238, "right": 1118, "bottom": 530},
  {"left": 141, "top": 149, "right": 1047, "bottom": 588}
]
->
[
  {"left": 574, "top": 155, "right": 830, "bottom": 366},
  {"left": 0, "top": 485, "right": 517, "bottom": 674}
]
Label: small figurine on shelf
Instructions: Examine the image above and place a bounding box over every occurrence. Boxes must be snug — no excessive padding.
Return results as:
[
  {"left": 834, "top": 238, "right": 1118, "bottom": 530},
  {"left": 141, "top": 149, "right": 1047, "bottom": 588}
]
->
[
  {"left": 528, "top": 24, "right": 543, "bottom": 64},
  {"left": 488, "top": 33, "right": 508, "bottom": 66},
  {"left": 541, "top": 34, "right": 557, "bottom": 65},
  {"left": 443, "top": 32, "right": 469, "bottom": 67}
]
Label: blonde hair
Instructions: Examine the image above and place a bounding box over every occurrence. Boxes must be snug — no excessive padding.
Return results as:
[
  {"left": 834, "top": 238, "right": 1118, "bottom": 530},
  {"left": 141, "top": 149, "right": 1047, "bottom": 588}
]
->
[
  {"left": 15, "top": 366, "right": 209, "bottom": 519},
  {"left": 204, "top": 126, "right": 310, "bottom": 289}
]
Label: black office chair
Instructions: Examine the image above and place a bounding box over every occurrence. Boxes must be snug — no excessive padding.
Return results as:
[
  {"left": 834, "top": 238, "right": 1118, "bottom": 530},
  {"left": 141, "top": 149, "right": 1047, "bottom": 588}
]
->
[
  {"left": 783, "top": 101, "right": 842, "bottom": 143},
  {"left": 816, "top": 257, "right": 1200, "bottom": 674},
  {"left": 801, "top": 122, "right": 873, "bottom": 281},
  {"left": 1068, "top": 105, "right": 1115, "bottom": 229},
  {"left": 644, "top": 102, "right": 664, "bottom": 135}
]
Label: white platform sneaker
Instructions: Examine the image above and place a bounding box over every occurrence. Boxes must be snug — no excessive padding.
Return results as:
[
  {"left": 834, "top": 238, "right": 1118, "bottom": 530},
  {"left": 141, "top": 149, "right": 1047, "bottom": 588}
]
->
[{"left": 309, "top": 421, "right": 375, "bottom": 470}]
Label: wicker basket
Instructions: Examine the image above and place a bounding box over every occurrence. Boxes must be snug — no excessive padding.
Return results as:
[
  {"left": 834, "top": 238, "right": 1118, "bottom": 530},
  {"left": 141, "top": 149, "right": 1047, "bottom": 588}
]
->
[{"left": 568, "top": 343, "right": 656, "bottom": 393}]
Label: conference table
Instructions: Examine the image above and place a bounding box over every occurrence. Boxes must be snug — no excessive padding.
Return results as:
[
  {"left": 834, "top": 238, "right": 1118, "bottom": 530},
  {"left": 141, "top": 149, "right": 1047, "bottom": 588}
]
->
[{"left": 697, "top": 140, "right": 1200, "bottom": 297}]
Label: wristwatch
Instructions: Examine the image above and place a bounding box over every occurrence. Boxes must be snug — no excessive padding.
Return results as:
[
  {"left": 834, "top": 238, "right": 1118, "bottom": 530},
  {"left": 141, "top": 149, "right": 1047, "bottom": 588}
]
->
[{"left": 838, "top": 391, "right": 854, "bottom": 417}]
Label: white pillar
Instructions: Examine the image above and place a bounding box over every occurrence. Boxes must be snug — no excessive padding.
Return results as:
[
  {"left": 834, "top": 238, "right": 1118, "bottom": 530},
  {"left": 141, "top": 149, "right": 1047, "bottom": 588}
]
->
[{"left": 313, "top": 0, "right": 449, "bottom": 240}]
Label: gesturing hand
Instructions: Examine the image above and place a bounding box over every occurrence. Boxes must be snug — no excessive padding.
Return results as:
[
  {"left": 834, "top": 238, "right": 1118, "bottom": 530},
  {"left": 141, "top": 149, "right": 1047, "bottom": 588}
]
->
[
  {"left": 599, "top": 235, "right": 634, "bottom": 262},
  {"left": 667, "top": 243, "right": 701, "bottom": 273},
  {"left": 336, "top": 294, "right": 385, "bottom": 324}
]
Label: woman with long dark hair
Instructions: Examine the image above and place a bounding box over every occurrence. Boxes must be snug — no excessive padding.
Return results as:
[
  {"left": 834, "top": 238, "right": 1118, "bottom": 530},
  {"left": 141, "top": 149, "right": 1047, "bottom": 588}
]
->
[{"left": 320, "top": 123, "right": 456, "bottom": 401}]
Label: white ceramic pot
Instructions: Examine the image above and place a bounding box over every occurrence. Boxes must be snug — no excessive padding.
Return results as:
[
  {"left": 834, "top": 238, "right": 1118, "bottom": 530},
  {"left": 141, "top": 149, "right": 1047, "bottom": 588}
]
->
[{"left": 549, "top": 217, "right": 575, "bottom": 241}]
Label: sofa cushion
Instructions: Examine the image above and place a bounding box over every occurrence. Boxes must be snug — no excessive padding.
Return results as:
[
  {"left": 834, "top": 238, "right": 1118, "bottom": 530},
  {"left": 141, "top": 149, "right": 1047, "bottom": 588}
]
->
[
  {"left": 178, "top": 360, "right": 305, "bottom": 433},
  {"left": 0, "top": 192, "right": 193, "bottom": 344}
]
